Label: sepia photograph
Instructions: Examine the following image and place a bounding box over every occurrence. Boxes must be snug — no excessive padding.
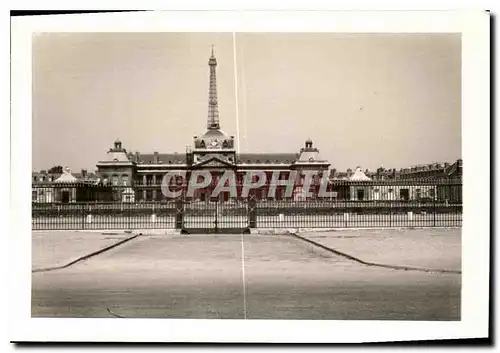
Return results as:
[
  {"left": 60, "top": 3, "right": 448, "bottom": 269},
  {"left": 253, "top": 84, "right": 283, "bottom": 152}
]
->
[{"left": 9, "top": 10, "right": 490, "bottom": 343}]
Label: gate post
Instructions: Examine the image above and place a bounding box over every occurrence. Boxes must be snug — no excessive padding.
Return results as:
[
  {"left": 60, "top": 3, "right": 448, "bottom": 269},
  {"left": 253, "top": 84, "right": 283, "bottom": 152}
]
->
[
  {"left": 81, "top": 203, "right": 85, "bottom": 230},
  {"left": 433, "top": 195, "right": 436, "bottom": 227},
  {"left": 127, "top": 201, "right": 131, "bottom": 230},
  {"left": 248, "top": 198, "right": 257, "bottom": 228},
  {"left": 175, "top": 198, "right": 184, "bottom": 230},
  {"left": 214, "top": 202, "right": 219, "bottom": 233}
]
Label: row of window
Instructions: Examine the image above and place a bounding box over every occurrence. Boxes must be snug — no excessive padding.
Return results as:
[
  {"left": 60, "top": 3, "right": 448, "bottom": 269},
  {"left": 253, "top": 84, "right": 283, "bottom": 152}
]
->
[
  {"left": 354, "top": 188, "right": 436, "bottom": 201},
  {"left": 100, "top": 174, "right": 129, "bottom": 186},
  {"left": 115, "top": 173, "right": 322, "bottom": 186},
  {"left": 33, "top": 175, "right": 53, "bottom": 182},
  {"left": 136, "top": 189, "right": 290, "bottom": 202}
]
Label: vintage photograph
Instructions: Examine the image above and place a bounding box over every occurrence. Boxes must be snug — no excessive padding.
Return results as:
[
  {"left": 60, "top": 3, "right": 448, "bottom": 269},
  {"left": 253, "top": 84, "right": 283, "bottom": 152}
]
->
[{"left": 30, "top": 31, "right": 463, "bottom": 321}]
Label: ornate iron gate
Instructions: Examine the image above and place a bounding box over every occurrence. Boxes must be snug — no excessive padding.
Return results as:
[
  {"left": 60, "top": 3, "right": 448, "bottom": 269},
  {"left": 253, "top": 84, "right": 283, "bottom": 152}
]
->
[{"left": 181, "top": 199, "right": 251, "bottom": 234}]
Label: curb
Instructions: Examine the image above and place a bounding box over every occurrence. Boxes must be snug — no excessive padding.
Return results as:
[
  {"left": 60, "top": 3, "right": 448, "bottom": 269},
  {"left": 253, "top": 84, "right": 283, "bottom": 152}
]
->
[
  {"left": 250, "top": 228, "right": 295, "bottom": 235},
  {"left": 291, "top": 232, "right": 461, "bottom": 275},
  {"left": 32, "top": 233, "right": 141, "bottom": 273}
]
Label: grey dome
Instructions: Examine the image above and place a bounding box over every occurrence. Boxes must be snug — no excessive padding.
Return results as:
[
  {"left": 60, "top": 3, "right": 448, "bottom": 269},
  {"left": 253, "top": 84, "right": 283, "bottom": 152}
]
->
[{"left": 194, "top": 129, "right": 233, "bottom": 149}]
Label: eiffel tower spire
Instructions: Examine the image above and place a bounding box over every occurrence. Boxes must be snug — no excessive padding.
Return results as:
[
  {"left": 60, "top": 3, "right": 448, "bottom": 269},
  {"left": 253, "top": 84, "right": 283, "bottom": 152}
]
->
[{"left": 207, "top": 45, "right": 220, "bottom": 130}]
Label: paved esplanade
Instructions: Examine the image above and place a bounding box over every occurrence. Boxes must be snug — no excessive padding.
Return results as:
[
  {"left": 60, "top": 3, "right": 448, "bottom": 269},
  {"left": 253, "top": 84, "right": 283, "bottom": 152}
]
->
[{"left": 32, "top": 231, "right": 460, "bottom": 319}]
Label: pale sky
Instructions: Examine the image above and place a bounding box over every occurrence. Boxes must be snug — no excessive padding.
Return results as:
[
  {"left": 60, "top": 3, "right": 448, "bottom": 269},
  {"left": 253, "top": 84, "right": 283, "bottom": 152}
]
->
[{"left": 32, "top": 32, "right": 461, "bottom": 173}]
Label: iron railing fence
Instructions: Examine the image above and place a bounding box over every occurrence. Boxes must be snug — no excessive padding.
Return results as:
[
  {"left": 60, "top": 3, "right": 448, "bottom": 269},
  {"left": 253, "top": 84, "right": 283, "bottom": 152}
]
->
[{"left": 32, "top": 178, "right": 462, "bottom": 230}]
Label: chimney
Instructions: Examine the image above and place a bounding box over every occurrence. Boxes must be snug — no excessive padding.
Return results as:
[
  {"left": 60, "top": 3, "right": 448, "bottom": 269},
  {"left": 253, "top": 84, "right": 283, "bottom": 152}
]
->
[
  {"left": 135, "top": 151, "right": 140, "bottom": 163},
  {"left": 153, "top": 152, "right": 159, "bottom": 163},
  {"left": 81, "top": 169, "right": 87, "bottom": 178}
]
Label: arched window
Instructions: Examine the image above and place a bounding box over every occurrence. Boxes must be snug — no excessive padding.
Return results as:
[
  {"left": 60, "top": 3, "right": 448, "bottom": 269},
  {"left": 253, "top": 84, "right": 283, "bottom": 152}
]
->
[
  {"left": 111, "top": 175, "right": 119, "bottom": 186},
  {"left": 200, "top": 140, "right": 206, "bottom": 148}
]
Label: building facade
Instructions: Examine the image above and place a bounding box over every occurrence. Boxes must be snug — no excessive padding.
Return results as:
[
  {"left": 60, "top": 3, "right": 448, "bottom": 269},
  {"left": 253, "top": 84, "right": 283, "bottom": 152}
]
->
[
  {"left": 32, "top": 168, "right": 100, "bottom": 203},
  {"left": 329, "top": 159, "right": 462, "bottom": 181},
  {"left": 34, "top": 48, "right": 461, "bottom": 204},
  {"left": 96, "top": 48, "right": 330, "bottom": 201}
]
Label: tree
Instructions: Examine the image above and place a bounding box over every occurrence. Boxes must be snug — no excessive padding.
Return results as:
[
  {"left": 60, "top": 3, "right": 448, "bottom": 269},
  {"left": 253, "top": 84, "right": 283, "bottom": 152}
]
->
[{"left": 48, "top": 165, "right": 63, "bottom": 174}]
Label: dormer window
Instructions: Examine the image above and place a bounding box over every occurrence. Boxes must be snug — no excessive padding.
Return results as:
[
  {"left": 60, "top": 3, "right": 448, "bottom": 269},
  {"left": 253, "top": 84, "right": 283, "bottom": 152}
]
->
[{"left": 113, "top": 158, "right": 118, "bottom": 162}]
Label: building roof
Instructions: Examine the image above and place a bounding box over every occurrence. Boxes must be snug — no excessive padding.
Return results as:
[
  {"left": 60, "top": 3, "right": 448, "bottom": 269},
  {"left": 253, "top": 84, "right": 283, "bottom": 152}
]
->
[
  {"left": 331, "top": 173, "right": 349, "bottom": 180},
  {"left": 33, "top": 170, "right": 99, "bottom": 183},
  {"left": 294, "top": 139, "right": 327, "bottom": 164},
  {"left": 348, "top": 167, "right": 372, "bottom": 181},
  {"left": 32, "top": 172, "right": 61, "bottom": 183},
  {"left": 192, "top": 128, "right": 235, "bottom": 150},
  {"left": 236, "top": 153, "right": 299, "bottom": 164},
  {"left": 104, "top": 151, "right": 130, "bottom": 162},
  {"left": 296, "top": 150, "right": 327, "bottom": 163},
  {"left": 54, "top": 169, "right": 78, "bottom": 183},
  {"left": 73, "top": 172, "right": 99, "bottom": 181},
  {"left": 136, "top": 153, "right": 187, "bottom": 165}
]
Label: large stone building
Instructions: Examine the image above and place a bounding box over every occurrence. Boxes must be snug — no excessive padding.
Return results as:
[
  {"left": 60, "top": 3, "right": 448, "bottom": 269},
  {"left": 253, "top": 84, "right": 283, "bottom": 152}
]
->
[
  {"left": 32, "top": 167, "right": 99, "bottom": 203},
  {"left": 329, "top": 159, "right": 462, "bottom": 181},
  {"left": 96, "top": 48, "right": 330, "bottom": 201}
]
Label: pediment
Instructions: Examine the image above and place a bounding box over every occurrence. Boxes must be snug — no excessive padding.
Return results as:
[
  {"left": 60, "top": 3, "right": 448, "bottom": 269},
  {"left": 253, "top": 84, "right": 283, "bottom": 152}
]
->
[{"left": 193, "top": 156, "right": 235, "bottom": 168}]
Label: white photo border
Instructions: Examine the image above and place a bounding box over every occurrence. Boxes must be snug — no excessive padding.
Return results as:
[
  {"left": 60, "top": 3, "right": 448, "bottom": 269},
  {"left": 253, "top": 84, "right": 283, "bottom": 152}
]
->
[{"left": 10, "top": 10, "right": 490, "bottom": 343}]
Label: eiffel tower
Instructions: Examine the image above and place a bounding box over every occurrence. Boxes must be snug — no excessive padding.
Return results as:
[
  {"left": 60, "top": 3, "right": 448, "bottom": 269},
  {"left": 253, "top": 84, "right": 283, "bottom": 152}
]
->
[{"left": 207, "top": 45, "right": 220, "bottom": 130}]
